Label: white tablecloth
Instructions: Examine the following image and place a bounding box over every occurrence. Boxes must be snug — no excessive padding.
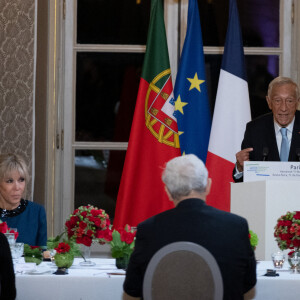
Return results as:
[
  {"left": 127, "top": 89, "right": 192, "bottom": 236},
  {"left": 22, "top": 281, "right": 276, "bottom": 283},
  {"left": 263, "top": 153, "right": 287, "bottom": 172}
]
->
[
  {"left": 16, "top": 258, "right": 300, "bottom": 300},
  {"left": 245, "top": 260, "right": 300, "bottom": 299},
  {"left": 15, "top": 258, "right": 125, "bottom": 300}
]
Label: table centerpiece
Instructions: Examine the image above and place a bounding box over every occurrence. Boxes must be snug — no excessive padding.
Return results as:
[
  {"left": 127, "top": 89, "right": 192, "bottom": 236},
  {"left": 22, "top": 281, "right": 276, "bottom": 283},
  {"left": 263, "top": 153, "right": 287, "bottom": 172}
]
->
[
  {"left": 65, "top": 204, "right": 110, "bottom": 266},
  {"left": 47, "top": 234, "right": 81, "bottom": 273},
  {"left": 98, "top": 224, "right": 136, "bottom": 269},
  {"left": 274, "top": 211, "right": 300, "bottom": 269},
  {"left": 24, "top": 245, "right": 43, "bottom": 265}
]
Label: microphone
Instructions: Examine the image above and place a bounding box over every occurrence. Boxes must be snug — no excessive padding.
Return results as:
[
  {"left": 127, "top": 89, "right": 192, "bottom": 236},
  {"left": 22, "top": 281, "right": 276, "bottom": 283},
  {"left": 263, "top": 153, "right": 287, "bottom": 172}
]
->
[
  {"left": 296, "top": 148, "right": 300, "bottom": 161},
  {"left": 262, "top": 147, "right": 269, "bottom": 161}
]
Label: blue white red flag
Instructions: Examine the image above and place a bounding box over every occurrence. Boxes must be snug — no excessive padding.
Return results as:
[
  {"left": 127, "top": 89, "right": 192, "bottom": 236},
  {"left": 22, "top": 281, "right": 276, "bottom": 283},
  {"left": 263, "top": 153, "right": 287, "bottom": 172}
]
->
[
  {"left": 174, "top": 0, "right": 211, "bottom": 163},
  {"left": 206, "top": 0, "right": 251, "bottom": 211}
]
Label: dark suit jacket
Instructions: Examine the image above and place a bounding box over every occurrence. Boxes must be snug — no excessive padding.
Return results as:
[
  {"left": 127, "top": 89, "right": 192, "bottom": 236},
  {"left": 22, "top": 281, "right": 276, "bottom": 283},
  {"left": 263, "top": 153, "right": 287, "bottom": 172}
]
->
[
  {"left": 0, "top": 232, "right": 16, "bottom": 300},
  {"left": 124, "top": 199, "right": 256, "bottom": 300},
  {"left": 233, "top": 110, "right": 300, "bottom": 182}
]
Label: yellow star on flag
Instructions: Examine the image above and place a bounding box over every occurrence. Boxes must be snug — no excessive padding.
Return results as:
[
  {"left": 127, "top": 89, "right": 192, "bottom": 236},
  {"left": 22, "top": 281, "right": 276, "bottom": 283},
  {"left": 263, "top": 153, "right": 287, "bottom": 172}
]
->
[
  {"left": 178, "top": 131, "right": 184, "bottom": 136},
  {"left": 175, "top": 95, "right": 188, "bottom": 114},
  {"left": 187, "top": 73, "right": 205, "bottom": 92}
]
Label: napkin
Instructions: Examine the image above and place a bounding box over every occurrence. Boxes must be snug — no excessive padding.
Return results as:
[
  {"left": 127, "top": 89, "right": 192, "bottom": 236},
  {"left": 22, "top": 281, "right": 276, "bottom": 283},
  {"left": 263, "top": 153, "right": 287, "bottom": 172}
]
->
[{"left": 15, "top": 263, "right": 37, "bottom": 273}]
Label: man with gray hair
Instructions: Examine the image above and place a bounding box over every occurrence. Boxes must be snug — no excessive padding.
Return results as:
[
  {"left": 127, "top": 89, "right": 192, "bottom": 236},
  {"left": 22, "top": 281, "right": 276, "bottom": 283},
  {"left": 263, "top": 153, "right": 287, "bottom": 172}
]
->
[
  {"left": 233, "top": 76, "right": 300, "bottom": 182},
  {"left": 124, "top": 154, "right": 256, "bottom": 300}
]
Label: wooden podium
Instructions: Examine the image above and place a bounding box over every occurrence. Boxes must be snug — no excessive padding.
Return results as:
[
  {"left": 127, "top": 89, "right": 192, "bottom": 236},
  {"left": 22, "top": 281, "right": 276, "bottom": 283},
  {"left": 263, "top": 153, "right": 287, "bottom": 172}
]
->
[{"left": 231, "top": 180, "right": 300, "bottom": 260}]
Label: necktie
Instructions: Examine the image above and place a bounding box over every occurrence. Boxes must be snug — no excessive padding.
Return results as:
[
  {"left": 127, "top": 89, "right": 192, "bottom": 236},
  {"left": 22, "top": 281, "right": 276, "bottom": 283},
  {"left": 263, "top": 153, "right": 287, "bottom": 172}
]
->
[{"left": 280, "top": 127, "right": 289, "bottom": 161}]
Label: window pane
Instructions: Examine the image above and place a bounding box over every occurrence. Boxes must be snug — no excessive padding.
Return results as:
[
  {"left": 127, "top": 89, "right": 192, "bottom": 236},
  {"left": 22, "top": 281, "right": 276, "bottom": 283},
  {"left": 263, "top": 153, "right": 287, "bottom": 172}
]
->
[
  {"left": 75, "top": 149, "right": 126, "bottom": 222},
  {"left": 204, "top": 55, "right": 279, "bottom": 119},
  {"left": 76, "top": 52, "right": 143, "bottom": 142},
  {"left": 199, "top": 0, "right": 280, "bottom": 47},
  {"left": 77, "top": 0, "right": 151, "bottom": 44}
]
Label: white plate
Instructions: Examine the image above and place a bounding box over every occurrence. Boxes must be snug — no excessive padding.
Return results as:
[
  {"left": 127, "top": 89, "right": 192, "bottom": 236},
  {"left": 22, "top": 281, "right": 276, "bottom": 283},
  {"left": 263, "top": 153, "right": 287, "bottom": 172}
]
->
[{"left": 24, "top": 267, "right": 52, "bottom": 275}]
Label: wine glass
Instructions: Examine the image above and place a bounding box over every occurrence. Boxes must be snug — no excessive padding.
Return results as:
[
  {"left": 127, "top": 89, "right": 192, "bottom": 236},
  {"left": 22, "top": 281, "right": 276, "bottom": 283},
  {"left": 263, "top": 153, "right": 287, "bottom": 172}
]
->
[
  {"left": 289, "top": 252, "right": 300, "bottom": 273},
  {"left": 5, "top": 233, "right": 16, "bottom": 246},
  {"left": 10, "top": 242, "right": 24, "bottom": 264}
]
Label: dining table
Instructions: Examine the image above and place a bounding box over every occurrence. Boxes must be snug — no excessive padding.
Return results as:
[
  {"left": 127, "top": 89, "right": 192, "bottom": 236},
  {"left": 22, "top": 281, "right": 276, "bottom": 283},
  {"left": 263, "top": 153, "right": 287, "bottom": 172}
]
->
[
  {"left": 15, "top": 257, "right": 125, "bottom": 300},
  {"left": 14, "top": 258, "right": 300, "bottom": 300},
  {"left": 245, "top": 260, "right": 300, "bottom": 299}
]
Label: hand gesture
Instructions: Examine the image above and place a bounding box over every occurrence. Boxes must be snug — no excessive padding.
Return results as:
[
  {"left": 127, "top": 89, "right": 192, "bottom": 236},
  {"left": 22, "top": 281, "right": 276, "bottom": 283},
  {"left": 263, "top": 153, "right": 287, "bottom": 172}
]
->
[{"left": 235, "top": 148, "right": 253, "bottom": 172}]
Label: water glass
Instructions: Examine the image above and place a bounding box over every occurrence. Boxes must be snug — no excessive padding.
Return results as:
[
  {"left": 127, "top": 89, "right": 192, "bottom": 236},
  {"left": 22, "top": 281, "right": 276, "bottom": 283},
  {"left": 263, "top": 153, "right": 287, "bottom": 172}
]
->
[
  {"left": 10, "top": 242, "right": 24, "bottom": 262},
  {"left": 4, "top": 233, "right": 16, "bottom": 245},
  {"left": 272, "top": 251, "right": 285, "bottom": 269},
  {"left": 289, "top": 252, "right": 300, "bottom": 273}
]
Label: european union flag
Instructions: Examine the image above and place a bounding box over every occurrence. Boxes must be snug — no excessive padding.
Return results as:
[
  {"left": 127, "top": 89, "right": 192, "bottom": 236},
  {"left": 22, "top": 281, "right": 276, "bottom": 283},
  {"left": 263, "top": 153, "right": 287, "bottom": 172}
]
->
[{"left": 174, "top": 0, "right": 211, "bottom": 163}]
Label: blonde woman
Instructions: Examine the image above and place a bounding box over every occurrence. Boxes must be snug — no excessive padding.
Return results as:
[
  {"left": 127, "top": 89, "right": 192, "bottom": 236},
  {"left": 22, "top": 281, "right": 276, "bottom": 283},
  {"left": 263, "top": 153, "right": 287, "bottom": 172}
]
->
[{"left": 0, "top": 153, "right": 47, "bottom": 247}]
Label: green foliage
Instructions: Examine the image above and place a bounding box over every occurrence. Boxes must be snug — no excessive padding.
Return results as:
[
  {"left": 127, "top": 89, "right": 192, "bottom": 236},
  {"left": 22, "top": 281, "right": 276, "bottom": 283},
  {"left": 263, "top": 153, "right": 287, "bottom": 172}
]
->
[
  {"left": 24, "top": 244, "right": 43, "bottom": 265},
  {"left": 54, "top": 252, "right": 74, "bottom": 268},
  {"left": 249, "top": 230, "right": 258, "bottom": 249}
]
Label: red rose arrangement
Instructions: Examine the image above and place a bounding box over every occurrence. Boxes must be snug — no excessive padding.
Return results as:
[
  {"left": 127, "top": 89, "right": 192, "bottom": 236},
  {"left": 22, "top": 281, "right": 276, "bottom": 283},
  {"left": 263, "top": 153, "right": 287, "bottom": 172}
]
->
[
  {"left": 98, "top": 225, "right": 136, "bottom": 258},
  {"left": 52, "top": 240, "right": 80, "bottom": 269},
  {"left": 65, "top": 205, "right": 110, "bottom": 247},
  {"left": 274, "top": 211, "right": 300, "bottom": 251},
  {"left": 0, "top": 220, "right": 19, "bottom": 239}
]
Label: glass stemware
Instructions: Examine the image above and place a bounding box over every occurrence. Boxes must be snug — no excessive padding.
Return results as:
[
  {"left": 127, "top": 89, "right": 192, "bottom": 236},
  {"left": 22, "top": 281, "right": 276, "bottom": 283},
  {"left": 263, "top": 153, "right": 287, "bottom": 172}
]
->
[
  {"left": 10, "top": 242, "right": 24, "bottom": 263},
  {"left": 5, "top": 233, "right": 16, "bottom": 246},
  {"left": 289, "top": 252, "right": 300, "bottom": 273}
]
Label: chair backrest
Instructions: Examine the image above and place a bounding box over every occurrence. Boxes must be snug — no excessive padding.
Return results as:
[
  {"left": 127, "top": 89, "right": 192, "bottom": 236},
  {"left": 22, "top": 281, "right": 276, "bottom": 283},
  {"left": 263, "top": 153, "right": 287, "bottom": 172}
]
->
[{"left": 143, "top": 241, "right": 223, "bottom": 300}]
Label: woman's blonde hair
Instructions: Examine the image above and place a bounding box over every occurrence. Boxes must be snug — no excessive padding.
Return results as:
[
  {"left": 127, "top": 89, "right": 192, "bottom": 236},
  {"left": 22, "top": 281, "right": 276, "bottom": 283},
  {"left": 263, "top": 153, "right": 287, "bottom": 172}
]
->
[{"left": 0, "top": 153, "right": 29, "bottom": 186}]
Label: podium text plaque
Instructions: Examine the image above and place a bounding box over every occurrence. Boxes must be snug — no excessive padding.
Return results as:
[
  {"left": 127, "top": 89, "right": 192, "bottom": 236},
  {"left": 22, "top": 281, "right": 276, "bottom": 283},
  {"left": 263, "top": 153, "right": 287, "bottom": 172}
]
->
[{"left": 244, "top": 161, "right": 300, "bottom": 182}]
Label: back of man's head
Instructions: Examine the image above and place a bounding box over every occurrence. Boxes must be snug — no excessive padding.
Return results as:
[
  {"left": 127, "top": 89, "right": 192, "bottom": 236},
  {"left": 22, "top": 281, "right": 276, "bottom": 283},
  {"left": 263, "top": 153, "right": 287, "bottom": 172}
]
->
[{"left": 162, "top": 154, "right": 208, "bottom": 201}]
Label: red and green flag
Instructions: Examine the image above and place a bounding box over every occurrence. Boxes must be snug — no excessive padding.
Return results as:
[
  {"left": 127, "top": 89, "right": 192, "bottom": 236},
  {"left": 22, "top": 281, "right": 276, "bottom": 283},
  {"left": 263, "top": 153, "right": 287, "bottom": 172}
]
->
[{"left": 113, "top": 0, "right": 181, "bottom": 228}]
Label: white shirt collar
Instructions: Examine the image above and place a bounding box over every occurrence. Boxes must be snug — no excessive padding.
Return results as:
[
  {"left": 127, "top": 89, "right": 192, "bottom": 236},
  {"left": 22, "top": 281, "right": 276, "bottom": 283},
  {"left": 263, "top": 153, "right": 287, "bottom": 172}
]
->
[{"left": 274, "top": 117, "right": 295, "bottom": 134}]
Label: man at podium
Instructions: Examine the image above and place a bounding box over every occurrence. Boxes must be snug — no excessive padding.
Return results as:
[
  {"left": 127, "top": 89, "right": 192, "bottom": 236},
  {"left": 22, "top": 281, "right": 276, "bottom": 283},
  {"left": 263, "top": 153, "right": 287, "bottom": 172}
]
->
[{"left": 233, "top": 76, "right": 300, "bottom": 182}]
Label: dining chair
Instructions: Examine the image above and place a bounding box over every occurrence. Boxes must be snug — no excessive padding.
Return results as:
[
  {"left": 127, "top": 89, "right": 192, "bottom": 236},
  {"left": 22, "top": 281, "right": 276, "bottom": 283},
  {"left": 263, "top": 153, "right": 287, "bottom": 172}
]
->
[{"left": 143, "top": 241, "right": 223, "bottom": 300}]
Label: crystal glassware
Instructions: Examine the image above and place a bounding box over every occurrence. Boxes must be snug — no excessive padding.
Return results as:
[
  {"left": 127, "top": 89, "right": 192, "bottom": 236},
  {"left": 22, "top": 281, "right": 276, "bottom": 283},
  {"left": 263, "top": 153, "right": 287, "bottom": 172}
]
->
[
  {"left": 4, "top": 233, "right": 16, "bottom": 246},
  {"left": 10, "top": 242, "right": 24, "bottom": 263},
  {"left": 289, "top": 252, "right": 300, "bottom": 273},
  {"left": 271, "top": 251, "right": 285, "bottom": 269}
]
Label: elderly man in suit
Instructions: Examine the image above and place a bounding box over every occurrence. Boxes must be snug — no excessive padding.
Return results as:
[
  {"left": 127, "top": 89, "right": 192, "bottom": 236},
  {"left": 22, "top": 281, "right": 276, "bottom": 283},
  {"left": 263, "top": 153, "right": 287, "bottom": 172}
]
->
[
  {"left": 123, "top": 154, "right": 256, "bottom": 300},
  {"left": 233, "top": 76, "right": 300, "bottom": 182}
]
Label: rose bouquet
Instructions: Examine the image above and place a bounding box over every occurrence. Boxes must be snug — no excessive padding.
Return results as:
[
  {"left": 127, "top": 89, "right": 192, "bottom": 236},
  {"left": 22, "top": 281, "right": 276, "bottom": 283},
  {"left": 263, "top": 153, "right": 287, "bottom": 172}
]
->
[
  {"left": 274, "top": 211, "right": 300, "bottom": 251},
  {"left": 0, "top": 220, "right": 19, "bottom": 240},
  {"left": 99, "top": 224, "right": 136, "bottom": 255},
  {"left": 65, "top": 205, "right": 110, "bottom": 247}
]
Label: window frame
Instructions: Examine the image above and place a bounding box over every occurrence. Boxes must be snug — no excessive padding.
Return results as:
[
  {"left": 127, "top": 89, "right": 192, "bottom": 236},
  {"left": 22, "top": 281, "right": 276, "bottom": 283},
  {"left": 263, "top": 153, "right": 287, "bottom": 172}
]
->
[{"left": 46, "top": 0, "right": 296, "bottom": 236}]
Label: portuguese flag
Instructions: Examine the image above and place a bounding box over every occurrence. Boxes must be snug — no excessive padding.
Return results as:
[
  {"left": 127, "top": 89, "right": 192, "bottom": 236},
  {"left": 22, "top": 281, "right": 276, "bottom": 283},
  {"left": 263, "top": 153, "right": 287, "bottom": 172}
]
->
[{"left": 113, "top": 0, "right": 181, "bottom": 228}]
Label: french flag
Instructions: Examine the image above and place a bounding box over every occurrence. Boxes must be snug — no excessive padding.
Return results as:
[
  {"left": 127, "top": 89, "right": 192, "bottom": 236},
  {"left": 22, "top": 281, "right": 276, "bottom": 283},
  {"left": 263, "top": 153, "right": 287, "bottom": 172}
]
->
[{"left": 206, "top": 0, "right": 251, "bottom": 211}]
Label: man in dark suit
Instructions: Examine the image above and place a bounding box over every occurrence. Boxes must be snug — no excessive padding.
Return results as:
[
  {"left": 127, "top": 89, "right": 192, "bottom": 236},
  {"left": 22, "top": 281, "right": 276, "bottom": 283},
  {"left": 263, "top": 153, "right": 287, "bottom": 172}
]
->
[
  {"left": 0, "top": 232, "right": 16, "bottom": 299},
  {"left": 233, "top": 76, "right": 300, "bottom": 182},
  {"left": 123, "top": 154, "right": 256, "bottom": 300}
]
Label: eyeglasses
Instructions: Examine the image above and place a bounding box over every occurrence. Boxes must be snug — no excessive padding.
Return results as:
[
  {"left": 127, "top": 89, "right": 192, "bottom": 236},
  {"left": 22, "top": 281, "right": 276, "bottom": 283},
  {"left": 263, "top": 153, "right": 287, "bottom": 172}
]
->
[{"left": 271, "top": 98, "right": 298, "bottom": 107}]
